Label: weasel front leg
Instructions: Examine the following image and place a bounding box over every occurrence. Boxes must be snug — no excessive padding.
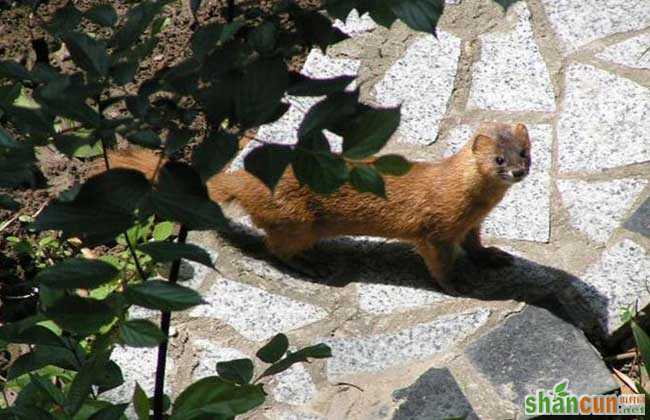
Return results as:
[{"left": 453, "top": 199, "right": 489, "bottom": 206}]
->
[
  {"left": 461, "top": 227, "right": 513, "bottom": 268},
  {"left": 264, "top": 226, "right": 330, "bottom": 278},
  {"left": 416, "top": 240, "right": 457, "bottom": 294}
]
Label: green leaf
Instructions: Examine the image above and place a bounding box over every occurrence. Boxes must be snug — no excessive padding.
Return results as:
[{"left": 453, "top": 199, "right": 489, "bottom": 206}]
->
[
  {"left": 8, "top": 345, "right": 80, "bottom": 380},
  {"left": 389, "top": 0, "right": 444, "bottom": 35},
  {"left": 243, "top": 144, "right": 294, "bottom": 191},
  {"left": 494, "top": 0, "right": 521, "bottom": 10},
  {"left": 88, "top": 403, "right": 129, "bottom": 420},
  {"left": 29, "top": 373, "right": 65, "bottom": 406},
  {"left": 137, "top": 241, "right": 214, "bottom": 268},
  {"left": 0, "top": 325, "right": 64, "bottom": 347},
  {"left": 190, "top": 0, "right": 203, "bottom": 15},
  {"left": 216, "top": 358, "right": 254, "bottom": 385},
  {"left": 256, "top": 333, "right": 288, "bottom": 363},
  {"left": 111, "top": 1, "right": 171, "bottom": 51},
  {"left": 35, "top": 258, "right": 118, "bottom": 290},
  {"left": 288, "top": 74, "right": 355, "bottom": 97},
  {"left": 119, "top": 319, "right": 166, "bottom": 347},
  {"left": 248, "top": 22, "right": 277, "bottom": 54},
  {"left": 165, "top": 127, "right": 195, "bottom": 156},
  {"left": 111, "top": 61, "right": 139, "bottom": 86},
  {"left": 149, "top": 161, "right": 228, "bottom": 231},
  {"left": 85, "top": 4, "right": 118, "bottom": 27},
  {"left": 44, "top": 295, "right": 116, "bottom": 336},
  {"left": 125, "top": 279, "right": 204, "bottom": 311},
  {"left": 349, "top": 164, "right": 386, "bottom": 197},
  {"left": 191, "top": 131, "right": 238, "bottom": 181},
  {"left": 298, "top": 91, "right": 359, "bottom": 138},
  {"left": 259, "top": 343, "right": 331, "bottom": 379},
  {"left": 373, "top": 154, "right": 412, "bottom": 176},
  {"left": 294, "top": 10, "right": 348, "bottom": 52},
  {"left": 342, "top": 106, "right": 400, "bottom": 159},
  {"left": 54, "top": 133, "right": 104, "bottom": 159},
  {"left": 127, "top": 130, "right": 162, "bottom": 149},
  {"left": 32, "top": 169, "right": 151, "bottom": 246},
  {"left": 632, "top": 320, "right": 650, "bottom": 380},
  {"left": 65, "top": 352, "right": 110, "bottom": 416},
  {"left": 0, "top": 60, "right": 32, "bottom": 81},
  {"left": 171, "top": 377, "right": 265, "bottom": 419},
  {"left": 94, "top": 360, "right": 125, "bottom": 393},
  {"left": 235, "top": 59, "right": 289, "bottom": 128},
  {"left": 153, "top": 221, "right": 175, "bottom": 241},
  {"left": 293, "top": 146, "right": 348, "bottom": 194},
  {"left": 0, "top": 194, "right": 20, "bottom": 211},
  {"left": 63, "top": 32, "right": 110, "bottom": 77},
  {"left": 47, "top": 2, "right": 82, "bottom": 34},
  {"left": 36, "top": 78, "right": 102, "bottom": 127},
  {"left": 133, "top": 382, "right": 150, "bottom": 420}
]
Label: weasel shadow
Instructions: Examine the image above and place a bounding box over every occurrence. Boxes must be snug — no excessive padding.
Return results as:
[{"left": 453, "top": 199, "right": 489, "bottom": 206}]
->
[{"left": 206, "top": 221, "right": 609, "bottom": 346}]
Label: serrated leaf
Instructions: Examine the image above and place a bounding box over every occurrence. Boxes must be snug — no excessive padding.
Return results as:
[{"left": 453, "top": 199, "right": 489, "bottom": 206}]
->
[
  {"left": 63, "top": 32, "right": 110, "bottom": 77},
  {"left": 65, "top": 352, "right": 110, "bottom": 416},
  {"left": 111, "top": 1, "right": 171, "bottom": 51},
  {"left": 248, "top": 22, "right": 277, "bottom": 54},
  {"left": 373, "top": 154, "right": 412, "bottom": 176},
  {"left": 54, "top": 133, "right": 103, "bottom": 158},
  {"left": 349, "top": 164, "right": 386, "bottom": 197},
  {"left": 216, "top": 358, "right": 254, "bottom": 385},
  {"left": 47, "top": 2, "right": 82, "bottom": 34},
  {"left": 44, "top": 296, "right": 116, "bottom": 336},
  {"left": 0, "top": 60, "right": 32, "bottom": 81},
  {"left": 298, "top": 91, "right": 359, "bottom": 139},
  {"left": 243, "top": 144, "right": 294, "bottom": 191},
  {"left": 256, "top": 333, "right": 288, "bottom": 363},
  {"left": 294, "top": 10, "right": 349, "bottom": 52},
  {"left": 7, "top": 345, "right": 79, "bottom": 380},
  {"left": 288, "top": 74, "right": 355, "bottom": 97},
  {"left": 191, "top": 131, "right": 238, "bottom": 181},
  {"left": 119, "top": 319, "right": 166, "bottom": 347},
  {"left": 85, "top": 4, "right": 118, "bottom": 27},
  {"left": 149, "top": 162, "right": 228, "bottom": 231},
  {"left": 390, "top": 0, "right": 444, "bottom": 35},
  {"left": 133, "top": 382, "right": 150, "bottom": 420},
  {"left": 29, "top": 373, "right": 65, "bottom": 406},
  {"left": 35, "top": 258, "right": 118, "bottom": 290},
  {"left": 164, "top": 127, "right": 194, "bottom": 156},
  {"left": 88, "top": 403, "right": 129, "bottom": 420},
  {"left": 94, "top": 360, "right": 124, "bottom": 393},
  {"left": 0, "top": 194, "right": 20, "bottom": 211},
  {"left": 33, "top": 169, "right": 151, "bottom": 245},
  {"left": 125, "top": 280, "right": 204, "bottom": 311},
  {"left": 342, "top": 106, "right": 400, "bottom": 159},
  {"left": 137, "top": 241, "right": 214, "bottom": 268}
]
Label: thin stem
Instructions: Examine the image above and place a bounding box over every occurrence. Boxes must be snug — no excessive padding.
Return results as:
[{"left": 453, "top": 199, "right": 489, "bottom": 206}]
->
[
  {"left": 153, "top": 225, "right": 188, "bottom": 420},
  {"left": 124, "top": 233, "right": 147, "bottom": 281}
]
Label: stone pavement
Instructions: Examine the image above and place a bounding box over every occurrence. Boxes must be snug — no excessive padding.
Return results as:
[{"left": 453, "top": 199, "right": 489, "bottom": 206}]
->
[{"left": 112, "top": 1, "right": 650, "bottom": 418}]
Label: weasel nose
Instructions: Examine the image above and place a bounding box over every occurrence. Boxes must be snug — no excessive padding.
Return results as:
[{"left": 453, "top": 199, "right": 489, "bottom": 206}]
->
[{"left": 512, "top": 169, "right": 526, "bottom": 179}]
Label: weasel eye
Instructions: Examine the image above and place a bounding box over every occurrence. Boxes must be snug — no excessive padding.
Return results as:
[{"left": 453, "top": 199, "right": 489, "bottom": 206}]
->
[
  {"left": 520, "top": 150, "right": 527, "bottom": 158},
  {"left": 495, "top": 156, "right": 505, "bottom": 165}
]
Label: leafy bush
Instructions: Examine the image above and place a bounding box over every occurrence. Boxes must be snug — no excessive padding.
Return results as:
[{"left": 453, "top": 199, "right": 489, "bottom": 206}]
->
[{"left": 0, "top": 0, "right": 515, "bottom": 418}]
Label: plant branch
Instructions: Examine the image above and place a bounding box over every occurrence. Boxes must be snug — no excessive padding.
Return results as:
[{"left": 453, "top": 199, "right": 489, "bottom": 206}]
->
[
  {"left": 124, "top": 233, "right": 147, "bottom": 281},
  {"left": 153, "top": 225, "right": 188, "bottom": 420}
]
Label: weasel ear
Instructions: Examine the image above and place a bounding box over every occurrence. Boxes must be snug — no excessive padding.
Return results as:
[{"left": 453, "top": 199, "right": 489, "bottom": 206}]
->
[
  {"left": 471, "top": 134, "right": 493, "bottom": 153},
  {"left": 515, "top": 123, "right": 530, "bottom": 143}
]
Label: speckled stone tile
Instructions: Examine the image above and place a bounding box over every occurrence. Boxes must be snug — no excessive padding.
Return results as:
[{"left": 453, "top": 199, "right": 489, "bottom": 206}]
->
[
  {"left": 191, "top": 338, "right": 248, "bottom": 380},
  {"left": 578, "top": 239, "right": 650, "bottom": 335},
  {"left": 468, "top": 3, "right": 555, "bottom": 112},
  {"left": 373, "top": 31, "right": 461, "bottom": 145},
  {"left": 323, "top": 309, "right": 490, "bottom": 379},
  {"left": 540, "top": 0, "right": 650, "bottom": 55},
  {"left": 557, "top": 178, "right": 648, "bottom": 243},
  {"left": 596, "top": 33, "right": 650, "bottom": 69},
  {"left": 189, "top": 277, "right": 328, "bottom": 341},
  {"left": 557, "top": 64, "right": 650, "bottom": 173},
  {"left": 270, "top": 363, "right": 317, "bottom": 406},
  {"left": 442, "top": 124, "right": 553, "bottom": 242}
]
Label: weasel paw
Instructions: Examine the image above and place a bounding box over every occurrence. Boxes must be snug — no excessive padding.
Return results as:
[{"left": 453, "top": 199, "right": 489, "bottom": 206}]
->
[{"left": 470, "top": 246, "right": 513, "bottom": 269}]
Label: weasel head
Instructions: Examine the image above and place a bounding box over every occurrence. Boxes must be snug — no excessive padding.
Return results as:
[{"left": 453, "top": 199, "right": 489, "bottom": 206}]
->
[{"left": 470, "top": 123, "right": 531, "bottom": 186}]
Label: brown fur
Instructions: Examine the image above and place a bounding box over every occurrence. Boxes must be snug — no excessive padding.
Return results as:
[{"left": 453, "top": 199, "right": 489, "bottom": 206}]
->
[{"left": 108, "top": 122, "right": 532, "bottom": 292}]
